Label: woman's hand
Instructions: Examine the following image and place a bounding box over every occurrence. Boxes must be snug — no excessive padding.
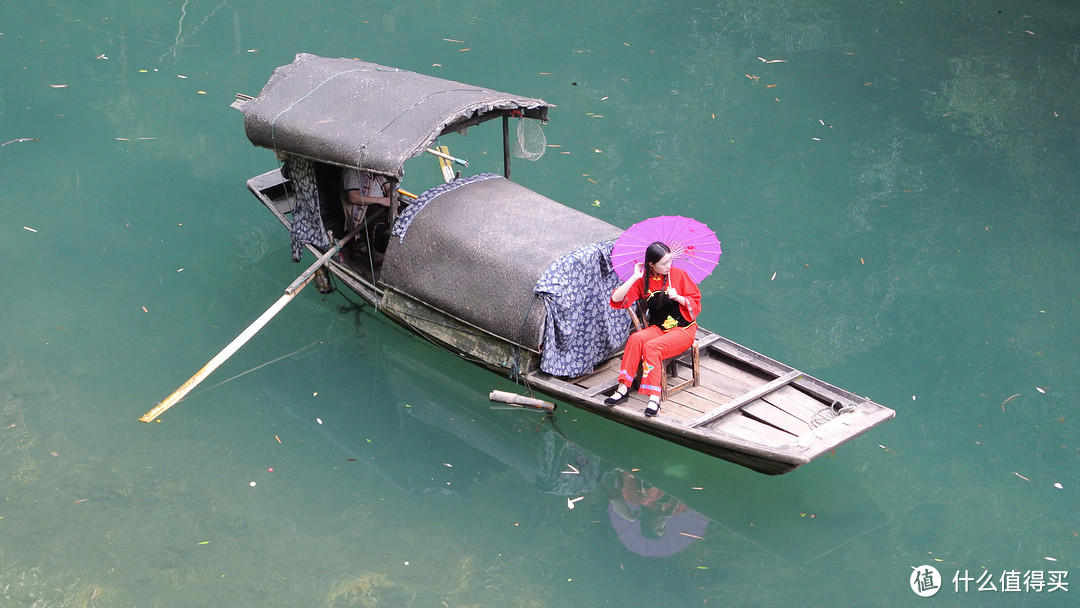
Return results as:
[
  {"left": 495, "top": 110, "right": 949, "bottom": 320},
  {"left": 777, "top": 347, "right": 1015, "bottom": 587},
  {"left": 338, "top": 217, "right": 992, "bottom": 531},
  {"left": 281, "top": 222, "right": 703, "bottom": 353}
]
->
[
  {"left": 612, "top": 262, "right": 646, "bottom": 303},
  {"left": 666, "top": 287, "right": 684, "bottom": 304}
]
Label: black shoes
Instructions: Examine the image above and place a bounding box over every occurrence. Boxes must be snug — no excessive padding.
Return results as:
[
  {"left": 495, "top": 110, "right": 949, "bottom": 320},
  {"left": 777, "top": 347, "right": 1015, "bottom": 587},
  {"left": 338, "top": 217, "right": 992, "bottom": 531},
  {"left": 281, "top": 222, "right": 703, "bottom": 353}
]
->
[
  {"left": 604, "top": 390, "right": 629, "bottom": 406},
  {"left": 604, "top": 388, "right": 660, "bottom": 416}
]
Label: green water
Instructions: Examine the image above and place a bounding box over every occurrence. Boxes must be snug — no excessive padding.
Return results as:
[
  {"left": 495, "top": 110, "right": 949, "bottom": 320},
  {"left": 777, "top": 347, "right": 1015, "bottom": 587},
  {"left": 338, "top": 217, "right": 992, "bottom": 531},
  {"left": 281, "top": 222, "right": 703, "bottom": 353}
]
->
[{"left": 2, "top": 0, "right": 1078, "bottom": 605}]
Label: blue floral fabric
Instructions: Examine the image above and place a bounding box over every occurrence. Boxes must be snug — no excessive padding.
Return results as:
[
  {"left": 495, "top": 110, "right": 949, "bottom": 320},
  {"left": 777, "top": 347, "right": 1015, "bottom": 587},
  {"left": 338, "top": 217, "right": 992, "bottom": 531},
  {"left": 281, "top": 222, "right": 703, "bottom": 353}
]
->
[
  {"left": 535, "top": 241, "right": 631, "bottom": 377},
  {"left": 283, "top": 155, "right": 332, "bottom": 262}
]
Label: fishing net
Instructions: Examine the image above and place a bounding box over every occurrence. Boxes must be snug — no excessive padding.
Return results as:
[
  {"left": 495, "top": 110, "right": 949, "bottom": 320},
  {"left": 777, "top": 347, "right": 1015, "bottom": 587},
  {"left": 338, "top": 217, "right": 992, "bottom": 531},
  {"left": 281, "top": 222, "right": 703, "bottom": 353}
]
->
[{"left": 512, "top": 118, "right": 547, "bottom": 161}]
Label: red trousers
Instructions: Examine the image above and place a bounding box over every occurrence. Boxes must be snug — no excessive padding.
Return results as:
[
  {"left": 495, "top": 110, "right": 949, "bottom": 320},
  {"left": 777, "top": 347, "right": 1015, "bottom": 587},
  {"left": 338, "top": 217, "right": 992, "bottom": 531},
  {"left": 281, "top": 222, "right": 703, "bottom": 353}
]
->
[{"left": 617, "top": 324, "right": 696, "bottom": 397}]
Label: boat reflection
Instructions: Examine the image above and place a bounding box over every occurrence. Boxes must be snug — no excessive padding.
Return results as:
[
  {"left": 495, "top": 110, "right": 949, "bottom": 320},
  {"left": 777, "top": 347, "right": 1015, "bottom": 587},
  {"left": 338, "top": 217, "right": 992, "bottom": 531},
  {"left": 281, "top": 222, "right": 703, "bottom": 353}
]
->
[{"left": 266, "top": 321, "right": 882, "bottom": 562}]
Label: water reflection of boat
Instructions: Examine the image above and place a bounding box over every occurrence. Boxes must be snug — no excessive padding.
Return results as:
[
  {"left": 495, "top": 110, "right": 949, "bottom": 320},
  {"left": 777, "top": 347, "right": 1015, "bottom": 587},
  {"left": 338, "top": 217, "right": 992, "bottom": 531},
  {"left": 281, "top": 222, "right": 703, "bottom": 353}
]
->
[
  {"left": 232, "top": 53, "right": 894, "bottom": 475},
  {"left": 272, "top": 334, "right": 885, "bottom": 563}
]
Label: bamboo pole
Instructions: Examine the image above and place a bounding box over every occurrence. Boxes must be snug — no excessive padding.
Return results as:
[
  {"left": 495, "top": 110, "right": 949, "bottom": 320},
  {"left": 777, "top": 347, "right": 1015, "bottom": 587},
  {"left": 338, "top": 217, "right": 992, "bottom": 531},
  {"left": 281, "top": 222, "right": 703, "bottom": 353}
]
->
[
  {"left": 488, "top": 390, "right": 555, "bottom": 411},
  {"left": 139, "top": 229, "right": 358, "bottom": 423},
  {"left": 424, "top": 147, "right": 468, "bottom": 167}
]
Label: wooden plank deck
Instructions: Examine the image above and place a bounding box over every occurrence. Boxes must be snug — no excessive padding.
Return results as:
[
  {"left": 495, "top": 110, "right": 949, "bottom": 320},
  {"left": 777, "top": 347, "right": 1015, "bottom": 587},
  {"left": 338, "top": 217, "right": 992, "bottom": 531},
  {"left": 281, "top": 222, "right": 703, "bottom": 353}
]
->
[
  {"left": 699, "top": 352, "right": 768, "bottom": 388},
  {"left": 761, "top": 385, "right": 826, "bottom": 423},
  {"left": 711, "top": 411, "right": 797, "bottom": 446},
  {"left": 690, "top": 370, "right": 802, "bottom": 428},
  {"left": 565, "top": 341, "right": 829, "bottom": 434},
  {"left": 742, "top": 399, "right": 811, "bottom": 435}
]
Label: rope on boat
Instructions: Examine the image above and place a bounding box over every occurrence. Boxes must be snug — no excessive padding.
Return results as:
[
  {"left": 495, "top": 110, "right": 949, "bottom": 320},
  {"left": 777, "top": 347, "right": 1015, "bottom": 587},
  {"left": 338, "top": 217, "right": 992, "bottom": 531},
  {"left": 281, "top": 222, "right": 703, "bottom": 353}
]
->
[{"left": 809, "top": 400, "right": 856, "bottom": 428}]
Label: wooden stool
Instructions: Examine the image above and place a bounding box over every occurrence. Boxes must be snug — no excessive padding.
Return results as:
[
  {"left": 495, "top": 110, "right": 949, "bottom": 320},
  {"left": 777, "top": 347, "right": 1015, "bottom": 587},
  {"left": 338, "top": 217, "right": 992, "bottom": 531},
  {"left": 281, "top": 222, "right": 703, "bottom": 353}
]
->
[{"left": 627, "top": 306, "right": 700, "bottom": 402}]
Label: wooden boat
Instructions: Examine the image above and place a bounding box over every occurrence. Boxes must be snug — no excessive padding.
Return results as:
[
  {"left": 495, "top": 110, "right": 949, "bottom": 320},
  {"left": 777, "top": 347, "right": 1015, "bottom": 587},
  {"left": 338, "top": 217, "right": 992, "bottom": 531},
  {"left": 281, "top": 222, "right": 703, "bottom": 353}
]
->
[{"left": 232, "top": 54, "right": 894, "bottom": 475}]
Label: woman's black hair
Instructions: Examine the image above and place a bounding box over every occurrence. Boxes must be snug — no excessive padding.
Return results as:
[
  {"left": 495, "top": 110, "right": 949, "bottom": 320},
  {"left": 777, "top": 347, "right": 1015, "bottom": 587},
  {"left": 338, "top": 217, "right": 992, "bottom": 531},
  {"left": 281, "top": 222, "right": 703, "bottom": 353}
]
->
[
  {"left": 645, "top": 241, "right": 671, "bottom": 266},
  {"left": 643, "top": 242, "right": 672, "bottom": 297}
]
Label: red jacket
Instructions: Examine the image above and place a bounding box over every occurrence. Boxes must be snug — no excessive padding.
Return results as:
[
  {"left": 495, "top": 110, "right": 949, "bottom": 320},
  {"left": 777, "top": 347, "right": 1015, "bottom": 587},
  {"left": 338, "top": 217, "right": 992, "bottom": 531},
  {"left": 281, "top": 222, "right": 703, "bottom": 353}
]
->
[{"left": 609, "top": 266, "right": 701, "bottom": 324}]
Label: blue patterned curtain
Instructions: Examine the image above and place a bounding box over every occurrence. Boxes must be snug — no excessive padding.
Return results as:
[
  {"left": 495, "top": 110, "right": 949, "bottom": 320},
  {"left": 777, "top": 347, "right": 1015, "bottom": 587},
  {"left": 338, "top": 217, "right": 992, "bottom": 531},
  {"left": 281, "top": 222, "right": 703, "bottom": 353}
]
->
[
  {"left": 283, "top": 155, "right": 332, "bottom": 262},
  {"left": 535, "top": 241, "right": 631, "bottom": 377}
]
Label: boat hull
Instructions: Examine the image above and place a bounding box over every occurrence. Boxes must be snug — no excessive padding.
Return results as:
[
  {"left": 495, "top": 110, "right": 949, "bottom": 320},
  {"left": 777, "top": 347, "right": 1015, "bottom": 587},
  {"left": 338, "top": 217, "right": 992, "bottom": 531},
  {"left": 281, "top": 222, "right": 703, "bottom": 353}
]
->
[{"left": 247, "top": 169, "right": 895, "bottom": 475}]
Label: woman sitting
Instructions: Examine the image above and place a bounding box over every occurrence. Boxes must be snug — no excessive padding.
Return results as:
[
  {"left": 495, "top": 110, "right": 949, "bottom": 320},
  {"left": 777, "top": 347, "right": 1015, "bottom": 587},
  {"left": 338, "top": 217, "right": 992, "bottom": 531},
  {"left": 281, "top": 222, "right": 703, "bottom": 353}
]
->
[{"left": 605, "top": 242, "right": 701, "bottom": 417}]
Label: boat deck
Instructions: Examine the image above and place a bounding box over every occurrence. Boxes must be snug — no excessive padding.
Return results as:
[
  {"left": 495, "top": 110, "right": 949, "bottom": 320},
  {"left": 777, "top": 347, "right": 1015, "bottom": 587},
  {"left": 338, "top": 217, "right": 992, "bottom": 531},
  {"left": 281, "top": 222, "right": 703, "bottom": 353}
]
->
[{"left": 526, "top": 327, "right": 894, "bottom": 474}]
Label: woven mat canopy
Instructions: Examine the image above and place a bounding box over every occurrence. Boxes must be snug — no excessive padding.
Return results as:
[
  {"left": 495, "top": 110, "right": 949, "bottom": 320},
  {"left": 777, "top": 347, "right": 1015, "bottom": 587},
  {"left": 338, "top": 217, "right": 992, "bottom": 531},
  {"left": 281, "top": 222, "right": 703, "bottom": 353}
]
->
[
  {"left": 237, "top": 53, "right": 550, "bottom": 178},
  {"left": 381, "top": 176, "right": 622, "bottom": 352}
]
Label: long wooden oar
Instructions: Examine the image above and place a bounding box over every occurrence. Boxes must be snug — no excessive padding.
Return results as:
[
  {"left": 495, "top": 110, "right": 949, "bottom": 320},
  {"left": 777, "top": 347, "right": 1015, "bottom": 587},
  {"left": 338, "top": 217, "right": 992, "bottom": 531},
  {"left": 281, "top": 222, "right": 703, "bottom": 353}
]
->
[{"left": 139, "top": 228, "right": 359, "bottom": 423}]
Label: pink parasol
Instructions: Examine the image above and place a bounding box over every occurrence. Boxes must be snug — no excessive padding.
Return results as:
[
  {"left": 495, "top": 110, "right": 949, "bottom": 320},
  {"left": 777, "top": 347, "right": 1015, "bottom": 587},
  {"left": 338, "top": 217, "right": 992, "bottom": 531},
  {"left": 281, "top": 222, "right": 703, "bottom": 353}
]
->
[
  {"left": 607, "top": 501, "right": 710, "bottom": 558},
  {"left": 610, "top": 215, "right": 721, "bottom": 283}
]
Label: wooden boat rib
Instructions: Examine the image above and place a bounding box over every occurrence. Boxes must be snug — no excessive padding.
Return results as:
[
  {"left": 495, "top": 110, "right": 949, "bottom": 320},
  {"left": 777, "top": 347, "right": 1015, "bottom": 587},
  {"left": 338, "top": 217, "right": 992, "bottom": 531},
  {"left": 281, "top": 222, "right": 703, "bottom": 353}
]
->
[{"left": 236, "top": 55, "right": 895, "bottom": 476}]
